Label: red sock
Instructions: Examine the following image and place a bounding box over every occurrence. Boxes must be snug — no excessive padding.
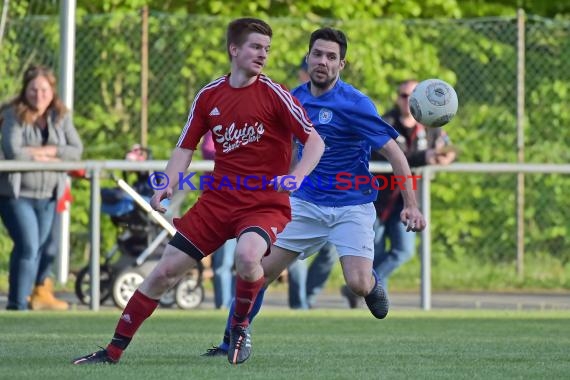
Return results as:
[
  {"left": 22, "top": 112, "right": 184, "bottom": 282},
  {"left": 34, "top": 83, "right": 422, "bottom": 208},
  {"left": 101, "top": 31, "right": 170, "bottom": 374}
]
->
[
  {"left": 106, "top": 290, "right": 159, "bottom": 361},
  {"left": 231, "top": 275, "right": 264, "bottom": 328}
]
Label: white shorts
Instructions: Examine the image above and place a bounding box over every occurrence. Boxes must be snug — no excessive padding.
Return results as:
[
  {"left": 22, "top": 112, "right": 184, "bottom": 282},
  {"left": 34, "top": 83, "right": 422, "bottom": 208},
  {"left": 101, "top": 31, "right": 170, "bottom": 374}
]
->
[{"left": 275, "top": 197, "right": 376, "bottom": 260}]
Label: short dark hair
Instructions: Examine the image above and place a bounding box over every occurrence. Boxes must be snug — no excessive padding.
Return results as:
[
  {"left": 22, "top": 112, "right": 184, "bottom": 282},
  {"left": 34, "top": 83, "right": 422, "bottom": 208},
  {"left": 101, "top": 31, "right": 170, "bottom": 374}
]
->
[
  {"left": 308, "top": 28, "right": 348, "bottom": 60},
  {"left": 226, "top": 18, "right": 272, "bottom": 60}
]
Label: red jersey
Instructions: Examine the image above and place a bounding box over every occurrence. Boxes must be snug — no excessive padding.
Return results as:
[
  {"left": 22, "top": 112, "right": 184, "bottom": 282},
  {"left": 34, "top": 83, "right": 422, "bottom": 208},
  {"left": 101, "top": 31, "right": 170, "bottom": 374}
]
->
[
  {"left": 177, "top": 74, "right": 313, "bottom": 191},
  {"left": 172, "top": 74, "right": 314, "bottom": 255}
]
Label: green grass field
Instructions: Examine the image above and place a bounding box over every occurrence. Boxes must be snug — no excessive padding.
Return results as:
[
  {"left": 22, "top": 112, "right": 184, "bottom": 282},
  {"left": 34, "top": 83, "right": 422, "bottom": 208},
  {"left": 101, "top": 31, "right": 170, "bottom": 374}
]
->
[{"left": 1, "top": 309, "right": 568, "bottom": 379}]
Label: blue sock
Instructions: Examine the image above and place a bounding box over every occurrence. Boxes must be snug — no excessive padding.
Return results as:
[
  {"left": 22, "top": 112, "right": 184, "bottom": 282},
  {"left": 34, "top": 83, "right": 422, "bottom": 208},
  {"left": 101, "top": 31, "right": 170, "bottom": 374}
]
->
[
  {"left": 219, "top": 300, "right": 236, "bottom": 349},
  {"left": 219, "top": 287, "right": 266, "bottom": 350},
  {"left": 371, "top": 269, "right": 379, "bottom": 288}
]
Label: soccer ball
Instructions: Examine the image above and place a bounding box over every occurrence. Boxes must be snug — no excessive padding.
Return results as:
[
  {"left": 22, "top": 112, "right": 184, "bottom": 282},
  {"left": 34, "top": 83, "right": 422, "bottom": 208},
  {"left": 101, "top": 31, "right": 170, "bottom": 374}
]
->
[{"left": 409, "top": 79, "right": 458, "bottom": 128}]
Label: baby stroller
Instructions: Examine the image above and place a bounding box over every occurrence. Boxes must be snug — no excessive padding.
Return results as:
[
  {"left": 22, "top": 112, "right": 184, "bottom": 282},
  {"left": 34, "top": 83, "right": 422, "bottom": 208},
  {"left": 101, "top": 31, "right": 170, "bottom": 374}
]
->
[{"left": 75, "top": 147, "right": 204, "bottom": 310}]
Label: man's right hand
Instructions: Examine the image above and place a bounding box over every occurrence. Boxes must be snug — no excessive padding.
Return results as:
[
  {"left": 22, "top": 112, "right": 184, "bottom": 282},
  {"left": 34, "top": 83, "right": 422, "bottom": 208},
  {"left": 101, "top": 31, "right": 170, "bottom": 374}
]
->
[{"left": 150, "top": 188, "right": 172, "bottom": 213}]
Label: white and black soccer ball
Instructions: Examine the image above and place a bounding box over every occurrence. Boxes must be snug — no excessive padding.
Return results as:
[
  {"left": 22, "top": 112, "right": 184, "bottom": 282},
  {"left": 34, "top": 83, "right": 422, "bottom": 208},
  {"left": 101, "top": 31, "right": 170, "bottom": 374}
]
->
[{"left": 409, "top": 79, "right": 458, "bottom": 128}]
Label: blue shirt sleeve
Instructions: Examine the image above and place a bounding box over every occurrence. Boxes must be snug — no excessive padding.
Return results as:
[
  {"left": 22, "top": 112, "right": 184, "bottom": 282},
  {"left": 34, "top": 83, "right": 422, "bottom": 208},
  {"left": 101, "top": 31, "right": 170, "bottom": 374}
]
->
[{"left": 352, "top": 96, "right": 399, "bottom": 150}]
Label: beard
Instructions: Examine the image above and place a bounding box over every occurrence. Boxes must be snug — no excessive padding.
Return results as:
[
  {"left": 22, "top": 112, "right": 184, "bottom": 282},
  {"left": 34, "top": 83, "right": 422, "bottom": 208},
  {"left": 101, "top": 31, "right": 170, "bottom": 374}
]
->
[{"left": 309, "top": 72, "right": 336, "bottom": 89}]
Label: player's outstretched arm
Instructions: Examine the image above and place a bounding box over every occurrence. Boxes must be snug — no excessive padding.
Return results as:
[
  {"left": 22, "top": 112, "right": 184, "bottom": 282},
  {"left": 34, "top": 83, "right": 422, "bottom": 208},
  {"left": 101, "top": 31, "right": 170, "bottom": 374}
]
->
[
  {"left": 280, "top": 130, "right": 324, "bottom": 192},
  {"left": 377, "top": 140, "right": 426, "bottom": 232}
]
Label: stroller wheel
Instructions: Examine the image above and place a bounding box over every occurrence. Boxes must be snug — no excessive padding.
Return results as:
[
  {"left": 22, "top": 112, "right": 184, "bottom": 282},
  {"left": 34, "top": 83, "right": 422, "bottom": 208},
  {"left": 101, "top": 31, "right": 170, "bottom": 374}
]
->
[
  {"left": 159, "top": 288, "right": 176, "bottom": 308},
  {"left": 74, "top": 265, "right": 113, "bottom": 305},
  {"left": 112, "top": 269, "right": 145, "bottom": 309},
  {"left": 175, "top": 273, "right": 205, "bottom": 310}
]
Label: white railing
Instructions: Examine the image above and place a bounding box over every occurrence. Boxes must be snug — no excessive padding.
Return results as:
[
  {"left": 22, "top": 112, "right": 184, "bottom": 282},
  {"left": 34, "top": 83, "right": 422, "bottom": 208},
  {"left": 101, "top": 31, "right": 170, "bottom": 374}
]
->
[
  {"left": 1, "top": 161, "right": 570, "bottom": 310},
  {"left": 410, "top": 163, "right": 570, "bottom": 310}
]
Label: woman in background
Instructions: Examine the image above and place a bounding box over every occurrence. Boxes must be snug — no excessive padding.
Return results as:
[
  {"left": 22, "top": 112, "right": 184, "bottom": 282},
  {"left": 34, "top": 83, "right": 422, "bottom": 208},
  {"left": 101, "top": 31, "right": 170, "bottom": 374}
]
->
[{"left": 0, "top": 65, "right": 83, "bottom": 310}]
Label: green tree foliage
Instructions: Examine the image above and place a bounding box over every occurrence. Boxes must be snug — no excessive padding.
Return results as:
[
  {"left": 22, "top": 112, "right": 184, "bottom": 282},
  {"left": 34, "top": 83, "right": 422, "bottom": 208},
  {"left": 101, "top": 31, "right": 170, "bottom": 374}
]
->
[{"left": 73, "top": 0, "right": 570, "bottom": 18}]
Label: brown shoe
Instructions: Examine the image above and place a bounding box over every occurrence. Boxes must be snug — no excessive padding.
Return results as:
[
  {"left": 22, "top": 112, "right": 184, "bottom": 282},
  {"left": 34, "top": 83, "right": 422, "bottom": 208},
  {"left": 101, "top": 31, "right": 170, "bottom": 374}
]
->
[{"left": 29, "top": 278, "right": 69, "bottom": 311}]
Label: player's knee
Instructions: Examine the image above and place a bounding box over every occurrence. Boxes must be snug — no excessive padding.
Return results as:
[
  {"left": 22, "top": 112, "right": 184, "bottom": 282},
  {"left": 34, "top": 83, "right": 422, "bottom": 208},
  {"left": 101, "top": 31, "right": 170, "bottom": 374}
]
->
[
  {"left": 235, "top": 251, "right": 260, "bottom": 276},
  {"left": 345, "top": 276, "right": 371, "bottom": 297},
  {"left": 144, "top": 264, "right": 180, "bottom": 294}
]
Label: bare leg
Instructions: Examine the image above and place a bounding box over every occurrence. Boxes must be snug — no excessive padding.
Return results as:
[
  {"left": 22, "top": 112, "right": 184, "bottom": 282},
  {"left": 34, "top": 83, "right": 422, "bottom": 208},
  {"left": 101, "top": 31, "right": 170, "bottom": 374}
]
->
[
  {"left": 339, "top": 255, "right": 375, "bottom": 296},
  {"left": 340, "top": 255, "right": 389, "bottom": 319},
  {"left": 140, "top": 245, "right": 200, "bottom": 298},
  {"left": 262, "top": 245, "right": 300, "bottom": 284}
]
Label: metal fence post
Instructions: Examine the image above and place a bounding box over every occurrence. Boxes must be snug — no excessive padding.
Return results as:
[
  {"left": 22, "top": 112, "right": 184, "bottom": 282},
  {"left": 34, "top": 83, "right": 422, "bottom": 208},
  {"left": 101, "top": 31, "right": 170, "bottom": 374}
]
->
[
  {"left": 89, "top": 167, "right": 101, "bottom": 311},
  {"left": 516, "top": 8, "right": 526, "bottom": 279},
  {"left": 420, "top": 167, "right": 432, "bottom": 310},
  {"left": 56, "top": 0, "right": 76, "bottom": 285}
]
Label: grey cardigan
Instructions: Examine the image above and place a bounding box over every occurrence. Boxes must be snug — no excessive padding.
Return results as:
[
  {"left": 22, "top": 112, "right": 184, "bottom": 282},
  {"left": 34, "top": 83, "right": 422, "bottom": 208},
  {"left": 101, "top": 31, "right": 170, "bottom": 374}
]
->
[{"left": 0, "top": 106, "right": 83, "bottom": 199}]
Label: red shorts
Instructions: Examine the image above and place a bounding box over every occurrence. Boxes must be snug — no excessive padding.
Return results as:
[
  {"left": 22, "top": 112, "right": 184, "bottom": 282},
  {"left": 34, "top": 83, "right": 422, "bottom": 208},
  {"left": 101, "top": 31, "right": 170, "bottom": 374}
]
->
[{"left": 172, "top": 190, "right": 291, "bottom": 258}]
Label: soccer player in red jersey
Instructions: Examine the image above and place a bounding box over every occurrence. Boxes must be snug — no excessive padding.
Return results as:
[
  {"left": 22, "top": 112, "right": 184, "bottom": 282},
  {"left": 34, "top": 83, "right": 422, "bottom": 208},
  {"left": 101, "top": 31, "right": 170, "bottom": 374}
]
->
[{"left": 72, "top": 17, "right": 325, "bottom": 366}]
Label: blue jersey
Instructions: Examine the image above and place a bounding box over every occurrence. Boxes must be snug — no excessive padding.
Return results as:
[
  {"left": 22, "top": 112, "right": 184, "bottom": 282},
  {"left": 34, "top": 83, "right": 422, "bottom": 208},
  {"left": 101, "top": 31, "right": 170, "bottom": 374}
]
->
[{"left": 291, "top": 79, "right": 399, "bottom": 207}]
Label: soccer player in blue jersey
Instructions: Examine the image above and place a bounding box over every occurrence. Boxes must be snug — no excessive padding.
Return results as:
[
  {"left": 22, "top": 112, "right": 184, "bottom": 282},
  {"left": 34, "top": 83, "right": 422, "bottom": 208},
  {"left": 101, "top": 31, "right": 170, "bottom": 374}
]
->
[{"left": 203, "top": 27, "right": 426, "bottom": 364}]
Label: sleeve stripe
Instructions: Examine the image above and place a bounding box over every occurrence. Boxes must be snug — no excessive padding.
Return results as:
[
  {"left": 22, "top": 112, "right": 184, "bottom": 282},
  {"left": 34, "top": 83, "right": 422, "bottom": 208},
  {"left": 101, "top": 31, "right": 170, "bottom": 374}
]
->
[
  {"left": 177, "top": 76, "right": 226, "bottom": 147},
  {"left": 259, "top": 75, "right": 313, "bottom": 135}
]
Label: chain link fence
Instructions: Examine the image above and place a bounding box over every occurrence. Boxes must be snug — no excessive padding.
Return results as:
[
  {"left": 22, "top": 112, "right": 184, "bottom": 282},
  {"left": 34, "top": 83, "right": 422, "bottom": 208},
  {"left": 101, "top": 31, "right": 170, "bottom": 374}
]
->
[
  {"left": 3, "top": 12, "right": 569, "bottom": 160},
  {"left": 0, "top": 8, "right": 569, "bottom": 288}
]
